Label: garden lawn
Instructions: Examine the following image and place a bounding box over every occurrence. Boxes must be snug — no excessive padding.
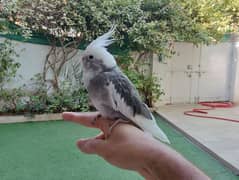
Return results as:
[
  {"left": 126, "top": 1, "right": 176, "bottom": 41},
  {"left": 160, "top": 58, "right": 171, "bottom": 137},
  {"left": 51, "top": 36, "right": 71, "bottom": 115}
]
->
[
  {"left": 0, "top": 120, "right": 142, "bottom": 180},
  {"left": 0, "top": 114, "right": 238, "bottom": 180}
]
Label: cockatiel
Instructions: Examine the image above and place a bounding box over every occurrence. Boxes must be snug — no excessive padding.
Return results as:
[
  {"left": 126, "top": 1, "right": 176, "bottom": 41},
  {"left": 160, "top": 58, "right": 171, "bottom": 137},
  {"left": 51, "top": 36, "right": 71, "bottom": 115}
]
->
[{"left": 81, "top": 27, "right": 170, "bottom": 143}]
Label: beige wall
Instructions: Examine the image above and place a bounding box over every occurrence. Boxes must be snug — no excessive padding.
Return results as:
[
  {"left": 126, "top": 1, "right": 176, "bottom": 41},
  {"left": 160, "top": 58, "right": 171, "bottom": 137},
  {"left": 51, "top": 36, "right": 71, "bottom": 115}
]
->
[
  {"left": 0, "top": 38, "right": 49, "bottom": 88},
  {"left": 153, "top": 42, "right": 237, "bottom": 105},
  {"left": 0, "top": 37, "right": 82, "bottom": 90},
  {"left": 1, "top": 38, "right": 238, "bottom": 104}
]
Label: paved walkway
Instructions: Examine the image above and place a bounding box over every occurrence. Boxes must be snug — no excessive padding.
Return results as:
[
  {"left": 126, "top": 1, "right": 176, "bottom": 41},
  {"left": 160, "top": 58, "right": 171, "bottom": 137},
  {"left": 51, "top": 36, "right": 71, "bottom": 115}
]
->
[{"left": 156, "top": 104, "right": 239, "bottom": 175}]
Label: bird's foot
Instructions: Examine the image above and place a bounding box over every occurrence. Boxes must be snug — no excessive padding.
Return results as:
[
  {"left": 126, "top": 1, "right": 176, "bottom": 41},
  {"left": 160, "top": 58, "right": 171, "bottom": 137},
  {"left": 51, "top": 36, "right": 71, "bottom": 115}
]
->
[
  {"left": 92, "top": 115, "right": 129, "bottom": 139},
  {"left": 108, "top": 119, "right": 129, "bottom": 136}
]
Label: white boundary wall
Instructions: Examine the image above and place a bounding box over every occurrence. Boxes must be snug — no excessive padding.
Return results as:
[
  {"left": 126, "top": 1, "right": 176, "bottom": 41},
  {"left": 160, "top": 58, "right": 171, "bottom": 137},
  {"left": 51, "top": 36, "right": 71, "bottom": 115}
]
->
[
  {"left": 1, "top": 38, "right": 238, "bottom": 104},
  {"left": 153, "top": 42, "right": 239, "bottom": 105},
  {"left": 1, "top": 38, "right": 51, "bottom": 88},
  {"left": 0, "top": 37, "right": 82, "bottom": 89}
]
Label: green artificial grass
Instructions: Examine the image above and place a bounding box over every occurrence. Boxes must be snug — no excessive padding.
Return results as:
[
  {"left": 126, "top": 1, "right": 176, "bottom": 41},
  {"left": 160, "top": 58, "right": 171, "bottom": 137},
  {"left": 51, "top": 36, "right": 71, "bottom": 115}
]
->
[
  {"left": 0, "top": 120, "right": 142, "bottom": 180},
  {"left": 0, "top": 115, "right": 238, "bottom": 180}
]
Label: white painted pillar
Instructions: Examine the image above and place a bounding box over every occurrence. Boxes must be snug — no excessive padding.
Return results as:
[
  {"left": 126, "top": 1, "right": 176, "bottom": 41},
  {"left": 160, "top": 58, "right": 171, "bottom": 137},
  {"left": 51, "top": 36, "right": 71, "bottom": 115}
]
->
[{"left": 233, "top": 41, "right": 239, "bottom": 104}]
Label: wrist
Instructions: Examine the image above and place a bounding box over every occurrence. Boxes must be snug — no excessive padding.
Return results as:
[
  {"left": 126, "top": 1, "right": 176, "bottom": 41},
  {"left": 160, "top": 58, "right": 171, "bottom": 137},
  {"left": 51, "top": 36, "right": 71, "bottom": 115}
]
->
[
  {"left": 136, "top": 139, "right": 163, "bottom": 180},
  {"left": 139, "top": 141, "right": 210, "bottom": 180}
]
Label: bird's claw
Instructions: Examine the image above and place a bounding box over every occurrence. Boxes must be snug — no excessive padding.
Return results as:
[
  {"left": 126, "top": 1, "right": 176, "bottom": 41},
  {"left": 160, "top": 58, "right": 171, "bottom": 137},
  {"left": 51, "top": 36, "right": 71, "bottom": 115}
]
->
[
  {"left": 92, "top": 115, "right": 129, "bottom": 139},
  {"left": 108, "top": 119, "right": 129, "bottom": 136}
]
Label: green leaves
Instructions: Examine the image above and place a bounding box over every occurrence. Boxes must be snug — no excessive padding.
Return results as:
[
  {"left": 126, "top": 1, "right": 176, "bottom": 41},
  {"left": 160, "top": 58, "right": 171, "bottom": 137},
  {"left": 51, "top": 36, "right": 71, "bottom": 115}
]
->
[
  {"left": 4, "top": 0, "right": 236, "bottom": 57},
  {"left": 0, "top": 73, "right": 89, "bottom": 115},
  {"left": 0, "top": 87, "right": 26, "bottom": 114},
  {"left": 179, "top": 0, "right": 239, "bottom": 41},
  {"left": 0, "top": 40, "right": 20, "bottom": 88},
  {"left": 3, "top": 0, "right": 84, "bottom": 39},
  {"left": 3, "top": 0, "right": 239, "bottom": 54},
  {"left": 0, "top": 84, "right": 90, "bottom": 115}
]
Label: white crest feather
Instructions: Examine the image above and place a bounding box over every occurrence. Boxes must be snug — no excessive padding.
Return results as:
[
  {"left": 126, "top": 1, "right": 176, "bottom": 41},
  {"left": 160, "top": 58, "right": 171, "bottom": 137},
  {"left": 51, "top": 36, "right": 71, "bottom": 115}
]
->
[{"left": 86, "top": 26, "right": 116, "bottom": 50}]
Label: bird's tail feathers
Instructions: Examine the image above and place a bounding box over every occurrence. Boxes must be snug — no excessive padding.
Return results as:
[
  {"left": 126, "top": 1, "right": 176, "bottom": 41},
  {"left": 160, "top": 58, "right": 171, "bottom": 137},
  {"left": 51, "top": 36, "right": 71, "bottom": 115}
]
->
[{"left": 134, "top": 115, "right": 170, "bottom": 144}]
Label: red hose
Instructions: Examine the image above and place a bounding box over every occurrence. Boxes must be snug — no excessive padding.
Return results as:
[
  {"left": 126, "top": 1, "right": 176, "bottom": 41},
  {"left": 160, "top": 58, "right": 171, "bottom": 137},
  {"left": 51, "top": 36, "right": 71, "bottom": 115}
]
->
[
  {"left": 199, "top": 102, "right": 233, "bottom": 108},
  {"left": 184, "top": 102, "right": 239, "bottom": 123}
]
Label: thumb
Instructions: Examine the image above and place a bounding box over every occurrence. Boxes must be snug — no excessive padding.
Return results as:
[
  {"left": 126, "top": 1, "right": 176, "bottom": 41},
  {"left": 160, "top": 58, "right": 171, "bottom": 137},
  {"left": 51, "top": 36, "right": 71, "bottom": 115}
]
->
[{"left": 77, "top": 138, "right": 107, "bottom": 155}]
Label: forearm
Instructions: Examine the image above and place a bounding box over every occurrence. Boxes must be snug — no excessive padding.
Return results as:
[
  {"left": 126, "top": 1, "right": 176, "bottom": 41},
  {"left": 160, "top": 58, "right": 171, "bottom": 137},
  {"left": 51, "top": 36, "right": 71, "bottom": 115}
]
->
[{"left": 139, "top": 140, "right": 210, "bottom": 180}]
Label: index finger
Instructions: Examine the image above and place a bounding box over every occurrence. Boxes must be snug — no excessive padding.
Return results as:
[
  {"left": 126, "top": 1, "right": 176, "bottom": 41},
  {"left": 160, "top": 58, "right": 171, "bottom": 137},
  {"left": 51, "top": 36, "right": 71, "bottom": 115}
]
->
[{"left": 62, "top": 112, "right": 100, "bottom": 128}]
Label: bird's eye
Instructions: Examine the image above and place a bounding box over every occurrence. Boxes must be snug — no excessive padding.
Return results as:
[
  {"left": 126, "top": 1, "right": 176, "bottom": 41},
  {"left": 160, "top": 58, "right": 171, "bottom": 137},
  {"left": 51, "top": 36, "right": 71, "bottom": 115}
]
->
[{"left": 89, "top": 55, "right": 94, "bottom": 59}]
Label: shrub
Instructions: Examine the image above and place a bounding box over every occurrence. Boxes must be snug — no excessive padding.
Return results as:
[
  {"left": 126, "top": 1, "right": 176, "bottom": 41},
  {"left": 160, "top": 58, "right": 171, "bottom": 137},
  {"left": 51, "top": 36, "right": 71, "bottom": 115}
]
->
[
  {"left": 0, "top": 87, "right": 26, "bottom": 114},
  {"left": 46, "top": 87, "right": 89, "bottom": 113},
  {"left": 0, "top": 74, "right": 89, "bottom": 115},
  {"left": 0, "top": 40, "right": 20, "bottom": 88}
]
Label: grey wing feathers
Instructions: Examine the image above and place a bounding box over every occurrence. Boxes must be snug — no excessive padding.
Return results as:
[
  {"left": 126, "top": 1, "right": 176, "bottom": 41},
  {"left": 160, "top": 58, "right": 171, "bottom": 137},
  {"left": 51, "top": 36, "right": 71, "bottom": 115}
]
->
[{"left": 105, "top": 69, "right": 153, "bottom": 120}]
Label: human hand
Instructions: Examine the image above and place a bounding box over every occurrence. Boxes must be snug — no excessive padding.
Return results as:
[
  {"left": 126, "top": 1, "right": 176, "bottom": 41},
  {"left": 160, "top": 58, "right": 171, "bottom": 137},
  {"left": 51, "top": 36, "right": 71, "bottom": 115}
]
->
[
  {"left": 62, "top": 112, "right": 155, "bottom": 174},
  {"left": 62, "top": 112, "right": 210, "bottom": 180}
]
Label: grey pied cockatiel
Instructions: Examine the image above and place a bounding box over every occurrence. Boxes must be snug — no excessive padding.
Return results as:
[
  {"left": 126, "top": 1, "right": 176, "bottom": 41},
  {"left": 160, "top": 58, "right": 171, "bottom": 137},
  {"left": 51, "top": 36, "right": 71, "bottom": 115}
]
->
[{"left": 81, "top": 27, "right": 170, "bottom": 143}]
